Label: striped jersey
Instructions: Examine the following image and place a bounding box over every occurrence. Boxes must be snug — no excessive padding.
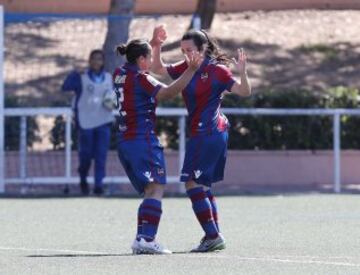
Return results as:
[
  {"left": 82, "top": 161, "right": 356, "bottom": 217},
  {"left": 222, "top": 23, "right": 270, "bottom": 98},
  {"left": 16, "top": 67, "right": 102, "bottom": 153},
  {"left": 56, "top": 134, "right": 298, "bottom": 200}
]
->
[
  {"left": 113, "top": 63, "right": 163, "bottom": 141},
  {"left": 167, "top": 57, "right": 236, "bottom": 136}
]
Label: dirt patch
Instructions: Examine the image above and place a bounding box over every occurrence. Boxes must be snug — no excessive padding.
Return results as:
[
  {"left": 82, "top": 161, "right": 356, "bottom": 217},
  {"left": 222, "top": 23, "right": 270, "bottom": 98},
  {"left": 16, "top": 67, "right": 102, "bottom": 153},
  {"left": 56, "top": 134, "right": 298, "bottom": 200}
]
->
[{"left": 4, "top": 10, "right": 360, "bottom": 106}]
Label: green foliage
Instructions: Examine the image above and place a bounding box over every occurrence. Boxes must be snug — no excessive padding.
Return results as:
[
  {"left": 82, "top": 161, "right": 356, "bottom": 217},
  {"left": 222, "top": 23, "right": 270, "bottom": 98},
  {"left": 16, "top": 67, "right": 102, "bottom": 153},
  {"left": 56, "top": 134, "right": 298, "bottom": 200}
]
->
[{"left": 224, "top": 87, "right": 360, "bottom": 150}]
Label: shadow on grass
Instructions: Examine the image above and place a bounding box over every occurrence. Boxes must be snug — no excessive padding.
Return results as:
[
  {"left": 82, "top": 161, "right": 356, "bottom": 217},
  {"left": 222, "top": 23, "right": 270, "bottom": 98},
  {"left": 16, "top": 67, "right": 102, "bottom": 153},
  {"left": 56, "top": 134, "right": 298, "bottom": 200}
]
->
[{"left": 26, "top": 251, "right": 191, "bottom": 258}]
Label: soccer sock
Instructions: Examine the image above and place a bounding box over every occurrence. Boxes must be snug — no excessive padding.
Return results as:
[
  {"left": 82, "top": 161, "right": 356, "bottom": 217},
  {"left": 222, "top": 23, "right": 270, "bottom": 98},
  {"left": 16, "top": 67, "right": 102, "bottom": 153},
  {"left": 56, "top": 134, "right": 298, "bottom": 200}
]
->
[
  {"left": 187, "top": 187, "right": 219, "bottom": 239},
  {"left": 206, "top": 190, "right": 220, "bottom": 232},
  {"left": 136, "top": 203, "right": 143, "bottom": 241},
  {"left": 141, "top": 198, "right": 162, "bottom": 242}
]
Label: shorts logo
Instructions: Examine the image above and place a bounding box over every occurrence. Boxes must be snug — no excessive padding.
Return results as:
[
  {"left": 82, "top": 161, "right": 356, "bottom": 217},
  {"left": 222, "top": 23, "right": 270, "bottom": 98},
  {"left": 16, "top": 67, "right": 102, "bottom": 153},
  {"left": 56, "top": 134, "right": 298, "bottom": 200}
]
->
[
  {"left": 143, "top": 171, "right": 154, "bottom": 182},
  {"left": 194, "top": 170, "right": 203, "bottom": 179},
  {"left": 181, "top": 173, "right": 189, "bottom": 177},
  {"left": 157, "top": 168, "right": 165, "bottom": 175}
]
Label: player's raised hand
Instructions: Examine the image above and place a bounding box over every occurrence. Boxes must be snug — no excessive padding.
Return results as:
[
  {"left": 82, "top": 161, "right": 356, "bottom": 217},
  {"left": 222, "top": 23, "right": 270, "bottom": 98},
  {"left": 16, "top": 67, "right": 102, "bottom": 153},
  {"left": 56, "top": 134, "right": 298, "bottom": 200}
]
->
[
  {"left": 185, "top": 51, "right": 202, "bottom": 71},
  {"left": 150, "top": 25, "right": 167, "bottom": 47},
  {"left": 232, "top": 48, "right": 247, "bottom": 75}
]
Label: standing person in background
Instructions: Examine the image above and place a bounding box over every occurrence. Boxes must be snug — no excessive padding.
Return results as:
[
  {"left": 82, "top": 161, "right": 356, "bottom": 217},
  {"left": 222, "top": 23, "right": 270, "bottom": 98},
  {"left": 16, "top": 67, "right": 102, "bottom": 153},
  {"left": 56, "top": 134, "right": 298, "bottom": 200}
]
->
[
  {"left": 62, "top": 50, "right": 115, "bottom": 196},
  {"left": 150, "top": 26, "right": 251, "bottom": 252}
]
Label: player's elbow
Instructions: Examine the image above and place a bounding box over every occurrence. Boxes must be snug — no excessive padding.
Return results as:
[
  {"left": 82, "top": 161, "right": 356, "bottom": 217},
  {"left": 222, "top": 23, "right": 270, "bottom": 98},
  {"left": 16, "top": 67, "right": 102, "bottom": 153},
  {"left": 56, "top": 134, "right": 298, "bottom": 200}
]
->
[
  {"left": 61, "top": 83, "right": 71, "bottom": 92},
  {"left": 232, "top": 83, "right": 251, "bottom": 97},
  {"left": 240, "top": 85, "right": 252, "bottom": 97}
]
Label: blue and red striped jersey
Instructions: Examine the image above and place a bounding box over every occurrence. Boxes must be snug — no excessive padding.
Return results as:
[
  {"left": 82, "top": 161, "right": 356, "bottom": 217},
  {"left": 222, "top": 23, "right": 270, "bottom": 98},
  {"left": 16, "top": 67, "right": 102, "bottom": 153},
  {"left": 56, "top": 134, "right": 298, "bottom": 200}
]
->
[
  {"left": 113, "top": 63, "right": 163, "bottom": 141},
  {"left": 167, "top": 57, "right": 236, "bottom": 136}
]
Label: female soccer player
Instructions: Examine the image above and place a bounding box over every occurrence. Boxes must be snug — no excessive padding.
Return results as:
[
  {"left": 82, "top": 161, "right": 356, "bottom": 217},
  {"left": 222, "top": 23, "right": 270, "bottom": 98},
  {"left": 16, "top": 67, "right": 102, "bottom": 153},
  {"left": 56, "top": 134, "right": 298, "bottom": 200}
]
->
[
  {"left": 113, "top": 39, "right": 201, "bottom": 254},
  {"left": 150, "top": 26, "right": 251, "bottom": 252}
]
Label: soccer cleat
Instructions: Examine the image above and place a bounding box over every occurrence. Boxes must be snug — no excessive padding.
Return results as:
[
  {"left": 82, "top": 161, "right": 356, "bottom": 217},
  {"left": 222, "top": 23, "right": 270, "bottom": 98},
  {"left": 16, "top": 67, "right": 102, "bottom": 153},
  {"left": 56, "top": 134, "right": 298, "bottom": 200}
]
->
[
  {"left": 135, "top": 238, "right": 172, "bottom": 255},
  {"left": 191, "top": 234, "right": 226, "bottom": 253},
  {"left": 93, "top": 186, "right": 104, "bottom": 196},
  {"left": 131, "top": 239, "right": 143, "bottom": 255},
  {"left": 80, "top": 181, "right": 89, "bottom": 195}
]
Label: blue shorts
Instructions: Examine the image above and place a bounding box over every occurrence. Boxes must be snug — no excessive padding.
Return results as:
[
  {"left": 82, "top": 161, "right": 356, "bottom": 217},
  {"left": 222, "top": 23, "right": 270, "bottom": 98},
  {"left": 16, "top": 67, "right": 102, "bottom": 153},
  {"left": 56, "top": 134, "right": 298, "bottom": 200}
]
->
[
  {"left": 117, "top": 135, "right": 167, "bottom": 194},
  {"left": 180, "top": 131, "right": 228, "bottom": 187}
]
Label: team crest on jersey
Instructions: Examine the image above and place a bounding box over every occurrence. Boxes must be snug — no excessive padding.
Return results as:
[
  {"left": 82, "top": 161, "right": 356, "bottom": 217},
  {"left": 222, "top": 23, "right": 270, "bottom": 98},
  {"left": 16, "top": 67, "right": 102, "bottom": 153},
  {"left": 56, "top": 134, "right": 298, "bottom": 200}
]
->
[
  {"left": 200, "top": 72, "right": 208, "bottom": 81},
  {"left": 194, "top": 170, "right": 203, "bottom": 179},
  {"left": 87, "top": 84, "right": 95, "bottom": 93}
]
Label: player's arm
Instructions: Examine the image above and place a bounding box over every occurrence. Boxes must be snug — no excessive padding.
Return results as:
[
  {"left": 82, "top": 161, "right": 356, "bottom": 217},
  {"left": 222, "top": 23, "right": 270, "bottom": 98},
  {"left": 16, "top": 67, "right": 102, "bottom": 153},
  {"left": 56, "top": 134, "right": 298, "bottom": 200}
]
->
[
  {"left": 62, "top": 70, "right": 82, "bottom": 95},
  {"left": 230, "top": 48, "right": 251, "bottom": 97},
  {"left": 156, "top": 53, "right": 201, "bottom": 101},
  {"left": 149, "top": 25, "right": 170, "bottom": 77}
]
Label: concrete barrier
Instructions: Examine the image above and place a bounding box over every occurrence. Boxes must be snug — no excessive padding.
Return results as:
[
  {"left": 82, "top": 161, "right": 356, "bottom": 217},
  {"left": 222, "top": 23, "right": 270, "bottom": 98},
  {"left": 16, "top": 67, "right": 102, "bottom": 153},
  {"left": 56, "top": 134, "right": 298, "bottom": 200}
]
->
[{"left": 5, "top": 150, "right": 360, "bottom": 193}]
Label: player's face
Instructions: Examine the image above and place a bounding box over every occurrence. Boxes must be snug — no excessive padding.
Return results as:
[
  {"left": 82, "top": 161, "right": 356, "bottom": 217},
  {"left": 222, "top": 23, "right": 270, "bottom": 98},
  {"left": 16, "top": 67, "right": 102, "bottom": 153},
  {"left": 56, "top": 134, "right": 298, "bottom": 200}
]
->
[
  {"left": 181, "top": 39, "right": 204, "bottom": 59},
  {"left": 89, "top": 53, "right": 104, "bottom": 72},
  {"left": 138, "top": 45, "right": 153, "bottom": 71}
]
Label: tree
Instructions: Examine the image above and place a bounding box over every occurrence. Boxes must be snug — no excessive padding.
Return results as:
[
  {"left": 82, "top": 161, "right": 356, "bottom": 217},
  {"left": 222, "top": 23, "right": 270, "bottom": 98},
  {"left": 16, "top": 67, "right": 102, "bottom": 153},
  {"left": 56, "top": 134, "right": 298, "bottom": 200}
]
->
[
  {"left": 189, "top": 0, "right": 217, "bottom": 30},
  {"left": 103, "top": 0, "right": 135, "bottom": 73}
]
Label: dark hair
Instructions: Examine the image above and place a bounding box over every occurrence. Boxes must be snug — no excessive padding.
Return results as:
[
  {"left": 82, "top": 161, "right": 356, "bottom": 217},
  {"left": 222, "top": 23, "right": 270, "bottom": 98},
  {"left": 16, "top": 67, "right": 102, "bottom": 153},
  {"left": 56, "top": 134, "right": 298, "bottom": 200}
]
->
[
  {"left": 181, "top": 29, "right": 231, "bottom": 65},
  {"left": 89, "top": 49, "right": 104, "bottom": 60},
  {"left": 116, "top": 39, "right": 151, "bottom": 64}
]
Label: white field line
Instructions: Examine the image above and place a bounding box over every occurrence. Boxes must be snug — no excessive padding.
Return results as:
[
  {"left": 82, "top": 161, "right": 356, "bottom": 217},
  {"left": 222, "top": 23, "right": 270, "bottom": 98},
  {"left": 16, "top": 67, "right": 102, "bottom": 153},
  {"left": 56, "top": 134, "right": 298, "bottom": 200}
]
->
[{"left": 176, "top": 254, "right": 360, "bottom": 267}]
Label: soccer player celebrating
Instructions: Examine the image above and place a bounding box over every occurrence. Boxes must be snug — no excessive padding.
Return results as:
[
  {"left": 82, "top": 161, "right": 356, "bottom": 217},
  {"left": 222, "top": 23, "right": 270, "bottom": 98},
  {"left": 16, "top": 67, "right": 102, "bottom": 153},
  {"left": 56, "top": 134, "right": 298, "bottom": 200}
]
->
[
  {"left": 113, "top": 39, "right": 201, "bottom": 254},
  {"left": 150, "top": 26, "right": 251, "bottom": 252},
  {"left": 62, "top": 50, "right": 115, "bottom": 195}
]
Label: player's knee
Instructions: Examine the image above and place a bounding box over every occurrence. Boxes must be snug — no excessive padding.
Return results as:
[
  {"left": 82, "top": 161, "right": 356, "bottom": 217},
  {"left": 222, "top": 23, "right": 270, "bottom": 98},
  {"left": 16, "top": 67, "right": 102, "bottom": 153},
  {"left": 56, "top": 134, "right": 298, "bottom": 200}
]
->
[{"left": 144, "top": 182, "right": 164, "bottom": 199}]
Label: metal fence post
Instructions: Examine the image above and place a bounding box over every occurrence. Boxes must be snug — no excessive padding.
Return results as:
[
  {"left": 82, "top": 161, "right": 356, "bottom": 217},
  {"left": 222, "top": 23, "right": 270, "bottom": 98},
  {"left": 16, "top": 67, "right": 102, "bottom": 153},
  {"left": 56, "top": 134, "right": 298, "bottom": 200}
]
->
[
  {"left": 333, "top": 113, "right": 341, "bottom": 193},
  {"left": 178, "top": 116, "right": 186, "bottom": 193},
  {"left": 19, "top": 116, "right": 27, "bottom": 180},
  {"left": 65, "top": 113, "right": 72, "bottom": 180}
]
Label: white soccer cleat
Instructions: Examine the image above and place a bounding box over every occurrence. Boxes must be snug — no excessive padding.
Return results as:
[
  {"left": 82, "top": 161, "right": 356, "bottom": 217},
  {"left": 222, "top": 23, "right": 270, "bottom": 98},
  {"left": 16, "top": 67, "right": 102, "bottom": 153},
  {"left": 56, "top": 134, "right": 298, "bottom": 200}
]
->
[
  {"left": 131, "top": 239, "right": 142, "bottom": 255},
  {"left": 136, "top": 238, "right": 172, "bottom": 255}
]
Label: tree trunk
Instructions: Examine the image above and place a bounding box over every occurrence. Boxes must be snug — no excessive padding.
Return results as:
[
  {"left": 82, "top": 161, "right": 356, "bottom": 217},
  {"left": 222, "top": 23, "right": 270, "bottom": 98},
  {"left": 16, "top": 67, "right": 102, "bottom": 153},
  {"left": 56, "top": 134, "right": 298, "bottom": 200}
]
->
[
  {"left": 190, "top": 0, "right": 217, "bottom": 30},
  {"left": 103, "top": 0, "right": 135, "bottom": 73}
]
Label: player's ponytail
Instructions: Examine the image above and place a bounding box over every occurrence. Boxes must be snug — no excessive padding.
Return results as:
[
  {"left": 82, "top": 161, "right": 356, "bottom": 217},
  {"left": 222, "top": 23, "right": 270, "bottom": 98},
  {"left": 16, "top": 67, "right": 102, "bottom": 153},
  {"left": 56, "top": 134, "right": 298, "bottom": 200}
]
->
[
  {"left": 116, "top": 44, "right": 127, "bottom": 56},
  {"left": 115, "top": 39, "right": 151, "bottom": 64},
  {"left": 182, "top": 29, "right": 231, "bottom": 66}
]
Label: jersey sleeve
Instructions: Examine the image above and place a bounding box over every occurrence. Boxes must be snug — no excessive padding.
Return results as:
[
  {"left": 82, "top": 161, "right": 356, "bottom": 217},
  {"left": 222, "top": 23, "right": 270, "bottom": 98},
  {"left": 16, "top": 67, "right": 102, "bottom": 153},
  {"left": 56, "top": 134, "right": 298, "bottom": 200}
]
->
[
  {"left": 215, "top": 65, "right": 236, "bottom": 92},
  {"left": 62, "top": 71, "right": 82, "bottom": 95},
  {"left": 166, "top": 60, "right": 188, "bottom": 80},
  {"left": 139, "top": 73, "right": 164, "bottom": 97}
]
